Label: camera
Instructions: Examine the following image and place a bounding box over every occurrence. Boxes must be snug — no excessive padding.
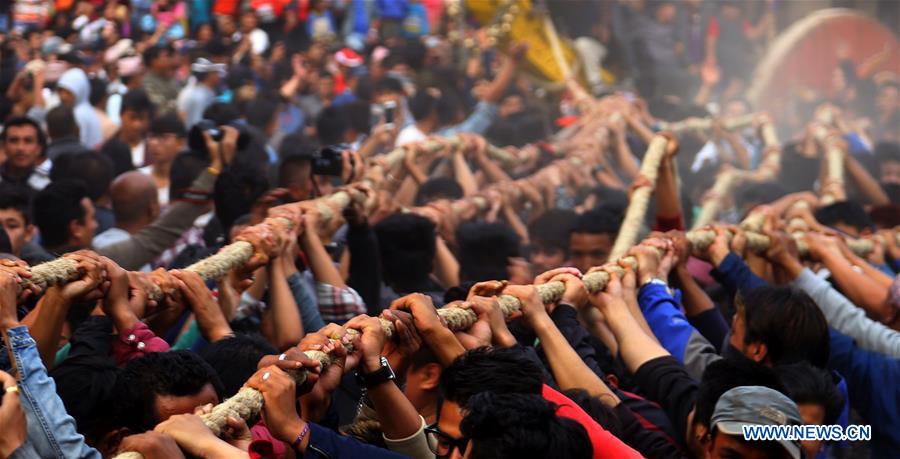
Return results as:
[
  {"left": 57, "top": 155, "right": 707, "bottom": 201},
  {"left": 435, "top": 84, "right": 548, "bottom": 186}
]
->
[
  {"left": 187, "top": 119, "right": 251, "bottom": 157},
  {"left": 312, "top": 145, "right": 345, "bottom": 177},
  {"left": 370, "top": 101, "right": 397, "bottom": 129},
  {"left": 382, "top": 100, "right": 396, "bottom": 128}
]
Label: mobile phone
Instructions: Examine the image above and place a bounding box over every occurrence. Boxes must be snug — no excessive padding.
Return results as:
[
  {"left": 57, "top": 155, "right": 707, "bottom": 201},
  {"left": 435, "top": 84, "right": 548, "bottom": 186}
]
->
[
  {"left": 382, "top": 100, "right": 396, "bottom": 129},
  {"left": 312, "top": 146, "right": 344, "bottom": 177}
]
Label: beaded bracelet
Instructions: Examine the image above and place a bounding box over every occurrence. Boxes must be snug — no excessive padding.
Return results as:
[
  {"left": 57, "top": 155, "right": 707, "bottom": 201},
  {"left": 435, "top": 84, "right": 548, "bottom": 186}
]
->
[{"left": 292, "top": 423, "right": 311, "bottom": 451}]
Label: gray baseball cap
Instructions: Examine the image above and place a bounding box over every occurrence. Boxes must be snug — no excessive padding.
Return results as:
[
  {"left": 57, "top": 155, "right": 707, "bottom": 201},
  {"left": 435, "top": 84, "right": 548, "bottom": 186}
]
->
[{"left": 711, "top": 386, "right": 803, "bottom": 459}]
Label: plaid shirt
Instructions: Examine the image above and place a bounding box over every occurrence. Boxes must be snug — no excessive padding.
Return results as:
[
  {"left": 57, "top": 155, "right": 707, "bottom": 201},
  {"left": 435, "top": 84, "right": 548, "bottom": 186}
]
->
[{"left": 316, "top": 282, "right": 366, "bottom": 325}]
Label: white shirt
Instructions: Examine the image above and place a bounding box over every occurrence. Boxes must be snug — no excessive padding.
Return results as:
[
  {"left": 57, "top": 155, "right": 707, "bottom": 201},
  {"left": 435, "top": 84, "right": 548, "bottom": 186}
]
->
[
  {"left": 395, "top": 124, "right": 426, "bottom": 147},
  {"left": 138, "top": 165, "right": 170, "bottom": 207},
  {"left": 131, "top": 141, "right": 146, "bottom": 168}
]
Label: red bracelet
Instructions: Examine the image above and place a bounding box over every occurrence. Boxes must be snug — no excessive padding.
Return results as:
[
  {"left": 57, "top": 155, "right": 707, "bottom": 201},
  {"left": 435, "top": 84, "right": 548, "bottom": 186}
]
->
[{"left": 292, "top": 423, "right": 311, "bottom": 450}]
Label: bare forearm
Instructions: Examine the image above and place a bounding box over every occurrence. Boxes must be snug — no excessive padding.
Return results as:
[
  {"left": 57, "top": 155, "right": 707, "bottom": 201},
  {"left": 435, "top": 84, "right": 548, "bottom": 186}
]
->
[
  {"left": 475, "top": 154, "right": 511, "bottom": 184},
  {"left": 433, "top": 237, "right": 460, "bottom": 288},
  {"left": 301, "top": 231, "right": 346, "bottom": 288},
  {"left": 655, "top": 159, "right": 681, "bottom": 220},
  {"left": 452, "top": 154, "right": 478, "bottom": 197},
  {"left": 846, "top": 154, "right": 889, "bottom": 205},
  {"left": 367, "top": 381, "right": 423, "bottom": 439},
  {"left": 266, "top": 260, "right": 304, "bottom": 349},
  {"left": 602, "top": 306, "right": 669, "bottom": 374},
  {"left": 820, "top": 251, "right": 892, "bottom": 321},
  {"left": 615, "top": 136, "right": 640, "bottom": 180},
  {"left": 482, "top": 58, "right": 517, "bottom": 103},
  {"left": 674, "top": 266, "right": 715, "bottom": 317},
  {"left": 534, "top": 317, "right": 620, "bottom": 404},
  {"left": 27, "top": 291, "right": 70, "bottom": 369}
]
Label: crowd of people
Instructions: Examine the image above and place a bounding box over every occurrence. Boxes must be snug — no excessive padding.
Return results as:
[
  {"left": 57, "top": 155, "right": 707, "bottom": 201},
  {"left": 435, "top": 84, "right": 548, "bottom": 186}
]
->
[{"left": 0, "top": 0, "right": 899, "bottom": 458}]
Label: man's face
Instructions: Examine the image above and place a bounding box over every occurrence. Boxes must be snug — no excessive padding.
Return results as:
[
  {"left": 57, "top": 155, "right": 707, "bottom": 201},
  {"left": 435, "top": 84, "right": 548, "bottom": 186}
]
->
[
  {"left": 317, "top": 76, "right": 335, "bottom": 98},
  {"left": 797, "top": 403, "right": 826, "bottom": 459},
  {"left": 880, "top": 160, "right": 900, "bottom": 185},
  {"left": 154, "top": 382, "right": 220, "bottom": 421},
  {"left": 437, "top": 400, "right": 469, "bottom": 459},
  {"left": 529, "top": 245, "right": 567, "bottom": 275},
  {"left": 120, "top": 110, "right": 149, "bottom": 140},
  {"left": 59, "top": 88, "right": 76, "bottom": 107},
  {"left": 569, "top": 232, "right": 612, "bottom": 273},
  {"left": 281, "top": 160, "right": 313, "bottom": 201},
  {"left": 153, "top": 51, "right": 172, "bottom": 73},
  {"left": 729, "top": 309, "right": 767, "bottom": 364},
  {"left": 499, "top": 94, "right": 524, "bottom": 118},
  {"left": 70, "top": 198, "right": 99, "bottom": 247},
  {"left": 146, "top": 133, "right": 184, "bottom": 165},
  {"left": 3, "top": 125, "right": 42, "bottom": 170},
  {"left": 0, "top": 208, "right": 32, "bottom": 256},
  {"left": 709, "top": 433, "right": 792, "bottom": 459},
  {"left": 877, "top": 86, "right": 899, "bottom": 115}
]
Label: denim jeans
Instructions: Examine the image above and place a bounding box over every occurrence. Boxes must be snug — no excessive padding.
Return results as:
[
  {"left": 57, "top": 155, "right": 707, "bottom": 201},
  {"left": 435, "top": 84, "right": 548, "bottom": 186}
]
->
[{"left": 5, "top": 326, "right": 101, "bottom": 459}]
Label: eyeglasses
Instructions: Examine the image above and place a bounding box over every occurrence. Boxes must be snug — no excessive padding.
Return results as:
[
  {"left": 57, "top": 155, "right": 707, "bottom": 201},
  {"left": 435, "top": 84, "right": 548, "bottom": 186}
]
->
[{"left": 425, "top": 424, "right": 470, "bottom": 458}]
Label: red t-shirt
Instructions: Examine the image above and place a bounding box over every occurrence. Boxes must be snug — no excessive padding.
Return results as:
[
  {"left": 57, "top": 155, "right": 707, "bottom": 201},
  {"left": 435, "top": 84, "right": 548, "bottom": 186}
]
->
[{"left": 542, "top": 385, "right": 645, "bottom": 459}]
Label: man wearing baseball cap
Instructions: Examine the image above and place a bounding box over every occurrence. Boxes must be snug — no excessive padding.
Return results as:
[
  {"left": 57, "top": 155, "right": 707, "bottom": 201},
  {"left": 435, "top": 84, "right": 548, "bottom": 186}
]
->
[{"left": 709, "top": 386, "right": 803, "bottom": 459}]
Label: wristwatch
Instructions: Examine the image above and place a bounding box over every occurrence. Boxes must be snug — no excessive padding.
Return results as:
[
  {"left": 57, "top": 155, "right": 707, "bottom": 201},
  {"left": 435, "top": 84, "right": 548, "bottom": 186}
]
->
[
  {"left": 355, "top": 356, "right": 396, "bottom": 388},
  {"left": 641, "top": 277, "right": 668, "bottom": 288},
  {"left": 641, "top": 277, "right": 674, "bottom": 296}
]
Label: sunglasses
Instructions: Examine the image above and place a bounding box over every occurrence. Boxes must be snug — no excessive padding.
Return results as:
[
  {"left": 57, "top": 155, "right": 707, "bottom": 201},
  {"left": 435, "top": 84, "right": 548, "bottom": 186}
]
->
[{"left": 425, "top": 424, "right": 470, "bottom": 458}]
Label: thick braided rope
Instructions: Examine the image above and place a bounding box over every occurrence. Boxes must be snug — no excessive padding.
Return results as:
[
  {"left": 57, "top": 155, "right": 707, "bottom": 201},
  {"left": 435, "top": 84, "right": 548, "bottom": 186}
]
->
[
  {"left": 607, "top": 135, "right": 670, "bottom": 261},
  {"left": 113, "top": 283, "right": 561, "bottom": 459},
  {"left": 660, "top": 113, "right": 757, "bottom": 134},
  {"left": 812, "top": 125, "right": 846, "bottom": 205},
  {"left": 22, "top": 134, "right": 516, "bottom": 292},
  {"left": 692, "top": 117, "right": 782, "bottom": 229}
]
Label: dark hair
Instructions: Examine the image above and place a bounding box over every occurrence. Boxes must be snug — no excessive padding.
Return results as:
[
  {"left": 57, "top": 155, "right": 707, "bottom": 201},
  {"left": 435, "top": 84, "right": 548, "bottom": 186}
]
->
[
  {"left": 737, "top": 181, "right": 788, "bottom": 213},
  {"left": 114, "top": 350, "right": 225, "bottom": 432},
  {"left": 694, "top": 358, "right": 786, "bottom": 429},
  {"left": 32, "top": 179, "right": 89, "bottom": 249},
  {"left": 199, "top": 334, "right": 278, "bottom": 397},
  {"left": 456, "top": 221, "right": 521, "bottom": 283},
  {"left": 344, "top": 101, "right": 371, "bottom": 136},
  {"left": 775, "top": 363, "right": 844, "bottom": 425},
  {"left": 143, "top": 44, "right": 173, "bottom": 68},
  {"left": 45, "top": 105, "right": 79, "bottom": 139},
  {"left": 213, "top": 165, "right": 269, "bottom": 237},
  {"left": 89, "top": 77, "right": 107, "bottom": 107},
  {"left": 409, "top": 90, "right": 439, "bottom": 121},
  {"left": 0, "top": 225, "right": 11, "bottom": 254},
  {"left": 814, "top": 201, "right": 873, "bottom": 234},
  {"left": 50, "top": 152, "right": 114, "bottom": 201},
  {"left": 440, "top": 346, "right": 544, "bottom": 405},
  {"left": 0, "top": 191, "right": 31, "bottom": 225},
  {"left": 461, "top": 392, "right": 592, "bottom": 459},
  {"left": 737, "top": 286, "right": 830, "bottom": 368},
  {"left": 779, "top": 142, "right": 819, "bottom": 193},
  {"left": 315, "top": 106, "right": 349, "bottom": 146},
  {"left": 374, "top": 214, "right": 436, "bottom": 287},
  {"left": 582, "top": 186, "right": 628, "bottom": 215},
  {"left": 168, "top": 150, "right": 210, "bottom": 201},
  {"left": 1, "top": 116, "right": 47, "bottom": 151},
  {"left": 570, "top": 207, "right": 621, "bottom": 236},
  {"left": 244, "top": 97, "right": 280, "bottom": 130},
  {"left": 874, "top": 142, "right": 900, "bottom": 167},
  {"left": 528, "top": 209, "right": 578, "bottom": 255},
  {"left": 202, "top": 102, "right": 242, "bottom": 125},
  {"left": 562, "top": 388, "right": 623, "bottom": 439},
  {"left": 410, "top": 346, "right": 439, "bottom": 370},
  {"left": 373, "top": 76, "right": 404, "bottom": 95},
  {"left": 149, "top": 113, "right": 187, "bottom": 137},
  {"left": 119, "top": 88, "right": 153, "bottom": 117},
  {"left": 414, "top": 177, "right": 463, "bottom": 206}
]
